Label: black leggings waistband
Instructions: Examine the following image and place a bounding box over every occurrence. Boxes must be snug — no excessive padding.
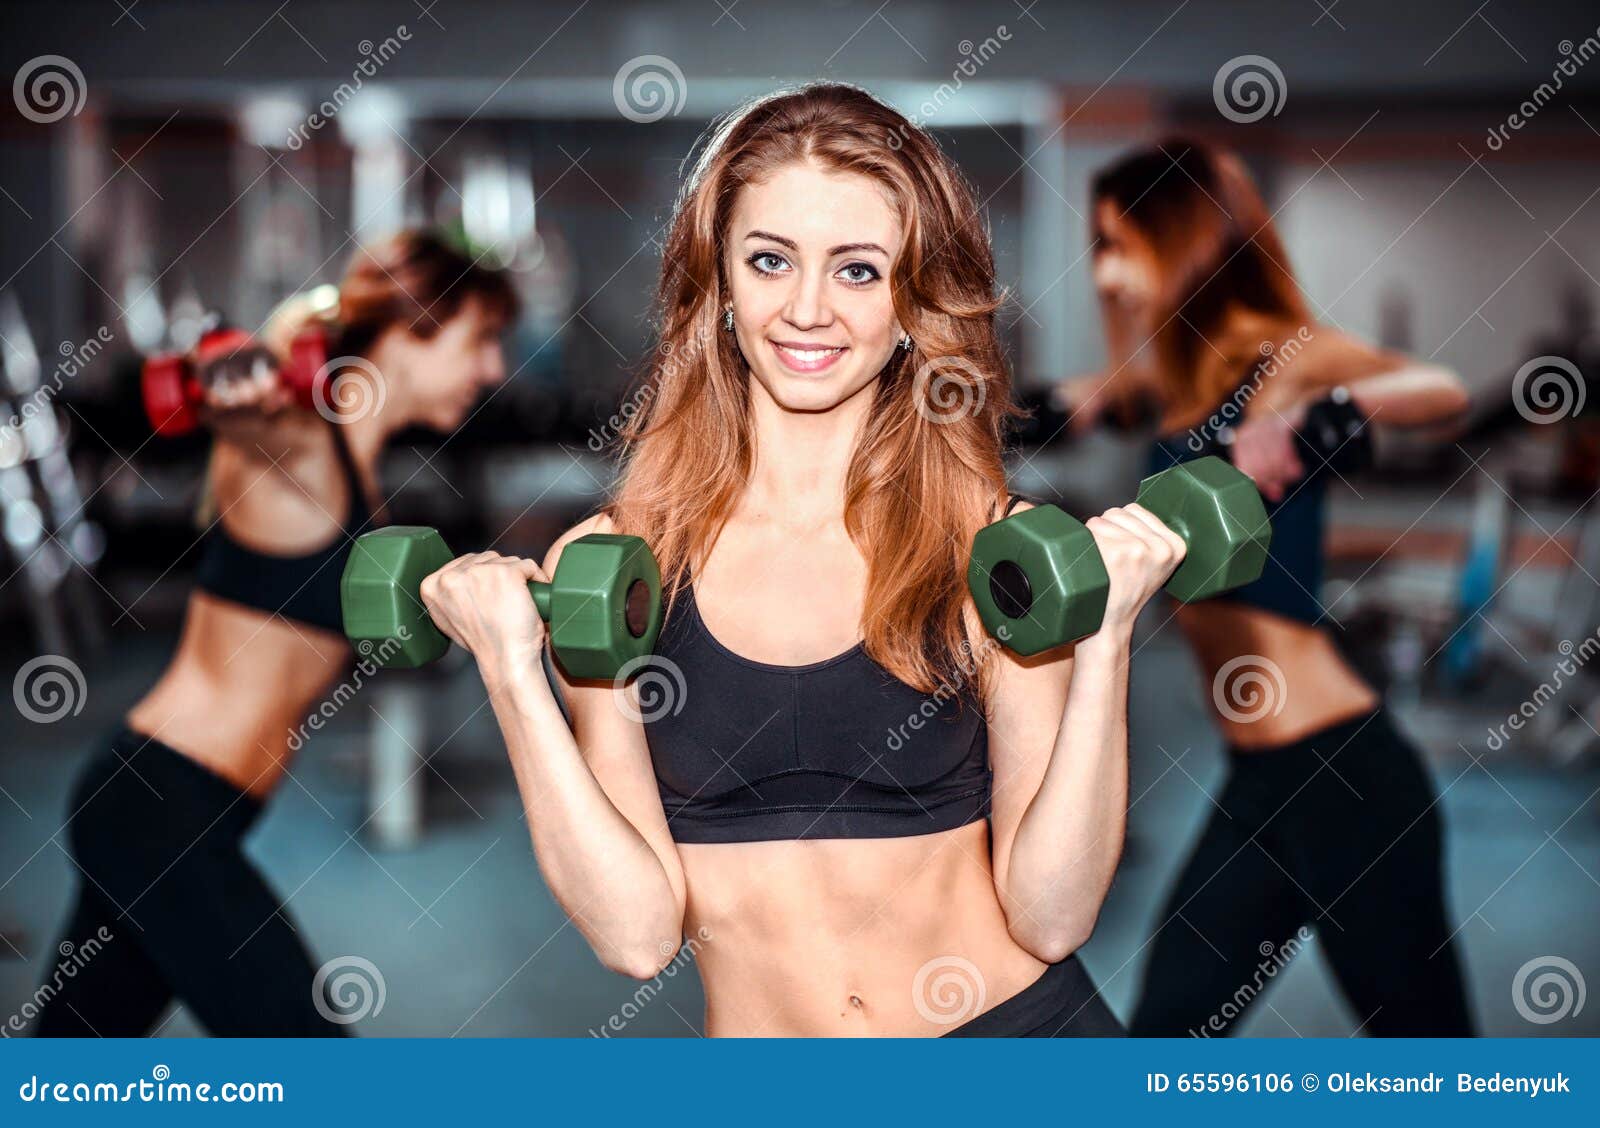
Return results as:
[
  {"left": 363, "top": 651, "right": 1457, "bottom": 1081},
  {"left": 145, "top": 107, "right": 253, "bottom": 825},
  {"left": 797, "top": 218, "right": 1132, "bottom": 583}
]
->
[
  {"left": 943, "top": 956, "right": 1126, "bottom": 1037},
  {"left": 69, "top": 726, "right": 266, "bottom": 847}
]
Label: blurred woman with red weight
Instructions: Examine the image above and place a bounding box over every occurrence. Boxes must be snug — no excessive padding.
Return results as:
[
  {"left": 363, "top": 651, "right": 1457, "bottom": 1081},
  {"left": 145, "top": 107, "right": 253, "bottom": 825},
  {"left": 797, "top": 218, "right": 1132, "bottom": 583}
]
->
[{"left": 33, "top": 232, "right": 515, "bottom": 1037}]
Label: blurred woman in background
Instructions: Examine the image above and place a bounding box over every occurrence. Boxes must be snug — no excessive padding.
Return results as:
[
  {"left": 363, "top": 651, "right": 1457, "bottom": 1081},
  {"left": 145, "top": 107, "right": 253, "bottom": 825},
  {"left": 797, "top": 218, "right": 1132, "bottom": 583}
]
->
[
  {"left": 34, "top": 231, "right": 516, "bottom": 1037},
  {"left": 1058, "top": 139, "right": 1475, "bottom": 1036}
]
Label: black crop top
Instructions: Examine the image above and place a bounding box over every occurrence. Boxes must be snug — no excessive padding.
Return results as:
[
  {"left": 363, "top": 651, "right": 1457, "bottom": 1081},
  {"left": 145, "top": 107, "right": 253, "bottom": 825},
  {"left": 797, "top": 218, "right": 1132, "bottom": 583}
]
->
[
  {"left": 641, "top": 495, "right": 1027, "bottom": 845},
  {"left": 193, "top": 422, "right": 377, "bottom": 634}
]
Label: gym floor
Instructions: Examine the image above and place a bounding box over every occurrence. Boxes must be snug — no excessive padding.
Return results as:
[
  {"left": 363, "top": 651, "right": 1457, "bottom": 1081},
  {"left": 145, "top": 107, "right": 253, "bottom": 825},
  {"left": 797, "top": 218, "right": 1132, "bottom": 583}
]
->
[{"left": 4, "top": 615, "right": 1594, "bottom": 1038}]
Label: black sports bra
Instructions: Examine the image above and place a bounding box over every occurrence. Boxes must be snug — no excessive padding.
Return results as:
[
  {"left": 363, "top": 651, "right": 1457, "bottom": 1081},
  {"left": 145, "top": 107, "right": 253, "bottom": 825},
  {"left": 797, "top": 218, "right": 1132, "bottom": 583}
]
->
[
  {"left": 640, "top": 493, "right": 1026, "bottom": 844},
  {"left": 193, "top": 422, "right": 378, "bottom": 635}
]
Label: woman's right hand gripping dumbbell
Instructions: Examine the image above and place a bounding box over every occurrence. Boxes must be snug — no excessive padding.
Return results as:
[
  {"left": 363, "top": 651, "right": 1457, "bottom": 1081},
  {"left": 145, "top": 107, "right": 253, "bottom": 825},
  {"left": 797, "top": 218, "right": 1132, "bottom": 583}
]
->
[
  {"left": 418, "top": 553, "right": 550, "bottom": 681},
  {"left": 1081, "top": 504, "right": 1188, "bottom": 642}
]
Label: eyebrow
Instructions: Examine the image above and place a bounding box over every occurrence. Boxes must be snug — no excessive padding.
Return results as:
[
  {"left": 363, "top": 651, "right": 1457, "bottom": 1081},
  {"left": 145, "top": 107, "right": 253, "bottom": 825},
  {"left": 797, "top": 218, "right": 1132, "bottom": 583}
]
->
[{"left": 744, "top": 230, "right": 888, "bottom": 257}]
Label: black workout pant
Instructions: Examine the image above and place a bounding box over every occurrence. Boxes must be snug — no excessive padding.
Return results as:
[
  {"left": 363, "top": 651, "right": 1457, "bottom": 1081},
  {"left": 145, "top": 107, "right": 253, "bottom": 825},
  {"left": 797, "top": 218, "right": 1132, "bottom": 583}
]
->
[
  {"left": 33, "top": 727, "right": 343, "bottom": 1037},
  {"left": 1131, "top": 707, "right": 1474, "bottom": 1037},
  {"left": 944, "top": 955, "right": 1126, "bottom": 1036}
]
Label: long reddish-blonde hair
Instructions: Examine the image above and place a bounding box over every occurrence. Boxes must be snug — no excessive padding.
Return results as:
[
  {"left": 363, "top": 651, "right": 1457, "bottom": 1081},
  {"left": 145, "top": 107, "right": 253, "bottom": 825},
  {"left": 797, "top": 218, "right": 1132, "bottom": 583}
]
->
[
  {"left": 1091, "top": 139, "right": 1309, "bottom": 428},
  {"left": 605, "top": 83, "right": 1019, "bottom": 703}
]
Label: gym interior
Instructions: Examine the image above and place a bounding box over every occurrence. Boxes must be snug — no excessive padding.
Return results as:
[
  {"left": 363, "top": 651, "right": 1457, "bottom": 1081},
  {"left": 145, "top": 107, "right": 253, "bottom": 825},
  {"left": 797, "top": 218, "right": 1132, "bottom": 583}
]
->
[{"left": 1, "top": 0, "right": 1597, "bottom": 1037}]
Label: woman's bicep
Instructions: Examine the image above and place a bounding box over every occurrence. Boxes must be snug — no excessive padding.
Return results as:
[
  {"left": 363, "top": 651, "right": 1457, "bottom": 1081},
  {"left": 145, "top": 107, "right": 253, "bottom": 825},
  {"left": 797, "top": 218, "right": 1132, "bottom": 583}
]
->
[
  {"left": 542, "top": 518, "right": 687, "bottom": 917},
  {"left": 982, "top": 626, "right": 1075, "bottom": 888},
  {"left": 551, "top": 659, "right": 688, "bottom": 917}
]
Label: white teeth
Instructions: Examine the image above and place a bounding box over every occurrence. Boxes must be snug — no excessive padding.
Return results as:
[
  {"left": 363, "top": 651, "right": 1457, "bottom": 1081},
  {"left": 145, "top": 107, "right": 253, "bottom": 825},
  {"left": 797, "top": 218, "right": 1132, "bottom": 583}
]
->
[{"left": 776, "top": 344, "right": 842, "bottom": 363}]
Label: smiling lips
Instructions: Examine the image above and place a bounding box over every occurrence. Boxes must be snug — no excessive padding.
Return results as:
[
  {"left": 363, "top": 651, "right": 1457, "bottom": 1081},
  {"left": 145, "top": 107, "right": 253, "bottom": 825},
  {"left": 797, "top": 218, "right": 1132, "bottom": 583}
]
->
[{"left": 770, "top": 339, "right": 847, "bottom": 374}]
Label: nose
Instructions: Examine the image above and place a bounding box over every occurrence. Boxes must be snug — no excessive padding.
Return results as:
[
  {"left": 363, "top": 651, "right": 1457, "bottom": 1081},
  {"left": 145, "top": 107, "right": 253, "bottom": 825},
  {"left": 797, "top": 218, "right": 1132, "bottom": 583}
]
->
[
  {"left": 482, "top": 346, "right": 508, "bottom": 387},
  {"left": 782, "top": 269, "right": 834, "bottom": 332},
  {"left": 1092, "top": 255, "right": 1119, "bottom": 294}
]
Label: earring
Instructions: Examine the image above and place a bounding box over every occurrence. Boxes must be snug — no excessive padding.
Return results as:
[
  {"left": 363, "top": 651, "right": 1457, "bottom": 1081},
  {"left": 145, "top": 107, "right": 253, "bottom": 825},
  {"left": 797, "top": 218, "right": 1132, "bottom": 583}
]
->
[
  {"left": 899, "top": 333, "right": 914, "bottom": 352},
  {"left": 723, "top": 306, "right": 734, "bottom": 332}
]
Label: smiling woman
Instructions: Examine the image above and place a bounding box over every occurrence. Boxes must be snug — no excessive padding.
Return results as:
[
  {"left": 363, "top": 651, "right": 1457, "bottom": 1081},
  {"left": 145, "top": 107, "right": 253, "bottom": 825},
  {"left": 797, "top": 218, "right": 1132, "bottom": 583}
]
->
[{"left": 417, "top": 82, "right": 1185, "bottom": 1037}]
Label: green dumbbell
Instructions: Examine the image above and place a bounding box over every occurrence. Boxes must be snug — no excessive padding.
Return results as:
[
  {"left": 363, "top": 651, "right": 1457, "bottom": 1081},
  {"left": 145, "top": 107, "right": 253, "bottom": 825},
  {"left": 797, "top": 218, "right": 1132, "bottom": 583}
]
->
[
  {"left": 340, "top": 526, "right": 664, "bottom": 679},
  {"left": 968, "top": 456, "right": 1272, "bottom": 656}
]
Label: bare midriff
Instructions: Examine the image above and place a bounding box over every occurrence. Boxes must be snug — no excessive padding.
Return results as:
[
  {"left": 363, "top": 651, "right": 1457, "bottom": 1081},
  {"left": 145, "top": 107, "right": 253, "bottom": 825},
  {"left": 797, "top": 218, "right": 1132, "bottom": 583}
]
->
[
  {"left": 1173, "top": 600, "right": 1379, "bottom": 751},
  {"left": 677, "top": 819, "right": 1051, "bottom": 1036},
  {"left": 124, "top": 591, "right": 351, "bottom": 797}
]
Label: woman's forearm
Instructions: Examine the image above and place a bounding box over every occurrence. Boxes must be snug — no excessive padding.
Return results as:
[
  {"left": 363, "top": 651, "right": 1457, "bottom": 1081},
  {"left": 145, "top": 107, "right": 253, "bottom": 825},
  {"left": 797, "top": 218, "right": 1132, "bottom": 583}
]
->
[
  {"left": 1001, "top": 628, "right": 1131, "bottom": 961},
  {"left": 1342, "top": 362, "right": 1470, "bottom": 428},
  {"left": 480, "top": 660, "right": 682, "bottom": 978}
]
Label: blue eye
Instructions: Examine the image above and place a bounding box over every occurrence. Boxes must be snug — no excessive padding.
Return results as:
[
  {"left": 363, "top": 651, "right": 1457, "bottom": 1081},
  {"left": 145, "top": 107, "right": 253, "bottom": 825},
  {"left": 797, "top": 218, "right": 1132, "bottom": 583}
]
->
[
  {"left": 748, "top": 252, "right": 789, "bottom": 276},
  {"left": 838, "top": 262, "right": 880, "bottom": 286}
]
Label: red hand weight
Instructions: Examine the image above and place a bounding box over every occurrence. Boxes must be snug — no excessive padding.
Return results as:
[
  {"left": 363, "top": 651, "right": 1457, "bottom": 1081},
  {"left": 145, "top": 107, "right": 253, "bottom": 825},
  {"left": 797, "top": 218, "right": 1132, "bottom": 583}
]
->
[{"left": 140, "top": 325, "right": 331, "bottom": 437}]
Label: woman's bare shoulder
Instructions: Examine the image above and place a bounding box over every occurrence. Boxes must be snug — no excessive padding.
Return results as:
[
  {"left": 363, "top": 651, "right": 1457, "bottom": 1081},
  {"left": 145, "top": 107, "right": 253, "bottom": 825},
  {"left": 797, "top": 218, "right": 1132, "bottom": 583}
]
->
[{"left": 542, "top": 510, "right": 618, "bottom": 574}]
